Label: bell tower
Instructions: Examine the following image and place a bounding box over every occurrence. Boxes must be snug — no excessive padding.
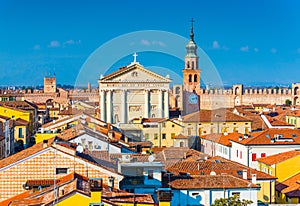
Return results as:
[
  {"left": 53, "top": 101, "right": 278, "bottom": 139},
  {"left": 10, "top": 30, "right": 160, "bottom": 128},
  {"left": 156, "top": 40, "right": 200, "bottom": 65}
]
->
[
  {"left": 182, "top": 19, "right": 201, "bottom": 115},
  {"left": 182, "top": 18, "right": 201, "bottom": 94}
]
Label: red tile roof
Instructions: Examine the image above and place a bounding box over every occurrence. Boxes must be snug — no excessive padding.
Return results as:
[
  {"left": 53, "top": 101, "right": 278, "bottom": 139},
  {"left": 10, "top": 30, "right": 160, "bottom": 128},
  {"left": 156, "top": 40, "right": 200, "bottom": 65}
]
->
[
  {"left": 14, "top": 118, "right": 29, "bottom": 126},
  {"left": 256, "top": 150, "right": 300, "bottom": 166},
  {"left": 169, "top": 174, "right": 259, "bottom": 190},
  {"left": 166, "top": 156, "right": 276, "bottom": 180},
  {"left": 276, "top": 172, "right": 300, "bottom": 198},
  {"left": 173, "top": 134, "right": 189, "bottom": 139},
  {"left": 183, "top": 109, "right": 251, "bottom": 122},
  {"left": 201, "top": 132, "right": 243, "bottom": 147},
  {"left": 232, "top": 129, "right": 300, "bottom": 145}
]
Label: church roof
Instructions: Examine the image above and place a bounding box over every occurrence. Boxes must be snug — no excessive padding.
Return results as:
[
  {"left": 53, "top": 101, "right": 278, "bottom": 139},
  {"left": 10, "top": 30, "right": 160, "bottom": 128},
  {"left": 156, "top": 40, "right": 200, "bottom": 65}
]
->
[{"left": 100, "top": 63, "right": 171, "bottom": 82}]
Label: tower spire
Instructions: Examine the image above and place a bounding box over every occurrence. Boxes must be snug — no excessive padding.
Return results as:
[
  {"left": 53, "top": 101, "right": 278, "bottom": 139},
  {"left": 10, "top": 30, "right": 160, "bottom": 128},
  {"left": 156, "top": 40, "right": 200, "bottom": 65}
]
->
[{"left": 190, "top": 18, "right": 195, "bottom": 41}]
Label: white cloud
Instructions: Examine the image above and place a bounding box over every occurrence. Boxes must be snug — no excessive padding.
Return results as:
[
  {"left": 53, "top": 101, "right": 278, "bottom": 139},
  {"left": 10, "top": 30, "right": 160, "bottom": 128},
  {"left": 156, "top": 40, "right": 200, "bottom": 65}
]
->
[
  {"left": 63, "top": 39, "right": 81, "bottom": 47},
  {"left": 152, "top": 40, "right": 166, "bottom": 47},
  {"left": 212, "top": 40, "right": 220, "bottom": 49},
  {"left": 254, "top": 48, "right": 259, "bottom": 52},
  {"left": 141, "top": 39, "right": 150, "bottom": 46},
  {"left": 33, "top": 44, "right": 41, "bottom": 50},
  {"left": 48, "top": 40, "right": 60, "bottom": 48},
  {"left": 271, "top": 48, "right": 277, "bottom": 54},
  {"left": 240, "top": 46, "right": 249, "bottom": 52}
]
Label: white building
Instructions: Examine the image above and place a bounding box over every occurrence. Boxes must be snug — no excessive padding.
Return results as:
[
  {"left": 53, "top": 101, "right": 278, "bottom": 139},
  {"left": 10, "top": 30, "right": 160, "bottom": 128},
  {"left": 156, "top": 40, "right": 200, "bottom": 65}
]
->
[
  {"left": 99, "top": 55, "right": 171, "bottom": 124},
  {"left": 169, "top": 174, "right": 258, "bottom": 206},
  {"left": 230, "top": 128, "right": 300, "bottom": 169},
  {"left": 200, "top": 132, "right": 244, "bottom": 160}
]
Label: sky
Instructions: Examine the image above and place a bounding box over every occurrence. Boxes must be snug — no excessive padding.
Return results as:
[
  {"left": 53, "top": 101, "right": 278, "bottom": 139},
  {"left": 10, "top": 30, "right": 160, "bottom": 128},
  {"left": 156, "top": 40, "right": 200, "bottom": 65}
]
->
[{"left": 0, "top": 0, "right": 300, "bottom": 87}]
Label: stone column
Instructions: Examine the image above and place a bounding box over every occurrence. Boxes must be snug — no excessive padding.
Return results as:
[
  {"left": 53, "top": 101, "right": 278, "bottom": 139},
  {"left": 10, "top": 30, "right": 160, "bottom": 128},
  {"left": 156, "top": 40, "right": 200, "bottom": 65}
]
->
[
  {"left": 158, "top": 89, "right": 163, "bottom": 118},
  {"left": 121, "top": 89, "right": 127, "bottom": 123},
  {"left": 100, "top": 90, "right": 106, "bottom": 122},
  {"left": 144, "top": 89, "right": 150, "bottom": 118},
  {"left": 164, "top": 90, "right": 169, "bottom": 118},
  {"left": 106, "top": 90, "right": 112, "bottom": 123}
]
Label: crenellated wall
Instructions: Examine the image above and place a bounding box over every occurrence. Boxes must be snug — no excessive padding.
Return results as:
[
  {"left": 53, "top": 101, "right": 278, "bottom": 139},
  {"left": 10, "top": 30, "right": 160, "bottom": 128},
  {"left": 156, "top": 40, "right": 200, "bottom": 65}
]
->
[{"left": 172, "top": 83, "right": 300, "bottom": 110}]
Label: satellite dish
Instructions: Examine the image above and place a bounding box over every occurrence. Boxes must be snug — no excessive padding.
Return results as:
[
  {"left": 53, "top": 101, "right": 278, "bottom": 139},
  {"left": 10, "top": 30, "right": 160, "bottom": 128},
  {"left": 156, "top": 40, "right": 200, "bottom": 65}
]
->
[
  {"left": 76, "top": 145, "right": 84, "bottom": 153},
  {"left": 148, "top": 155, "right": 155, "bottom": 162}
]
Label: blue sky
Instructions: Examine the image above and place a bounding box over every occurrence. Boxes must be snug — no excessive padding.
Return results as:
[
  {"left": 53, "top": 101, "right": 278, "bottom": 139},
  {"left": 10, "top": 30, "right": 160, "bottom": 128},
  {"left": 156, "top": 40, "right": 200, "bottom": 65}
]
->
[{"left": 0, "top": 0, "right": 300, "bottom": 87}]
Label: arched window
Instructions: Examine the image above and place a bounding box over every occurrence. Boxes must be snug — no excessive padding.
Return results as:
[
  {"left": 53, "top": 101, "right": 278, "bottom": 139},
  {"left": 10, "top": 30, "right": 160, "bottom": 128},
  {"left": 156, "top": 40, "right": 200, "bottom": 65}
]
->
[
  {"left": 194, "top": 75, "right": 197, "bottom": 82},
  {"left": 189, "top": 74, "right": 192, "bottom": 82},
  {"left": 192, "top": 61, "right": 195, "bottom": 69},
  {"left": 114, "top": 114, "right": 119, "bottom": 123},
  {"left": 175, "top": 87, "right": 180, "bottom": 94},
  {"left": 294, "top": 87, "right": 299, "bottom": 95},
  {"left": 187, "top": 61, "right": 190, "bottom": 68}
]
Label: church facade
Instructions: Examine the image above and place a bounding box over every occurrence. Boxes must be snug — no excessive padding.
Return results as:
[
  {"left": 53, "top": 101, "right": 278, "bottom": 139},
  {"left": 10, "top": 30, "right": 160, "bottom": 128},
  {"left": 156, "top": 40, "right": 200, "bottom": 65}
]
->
[{"left": 98, "top": 58, "right": 171, "bottom": 124}]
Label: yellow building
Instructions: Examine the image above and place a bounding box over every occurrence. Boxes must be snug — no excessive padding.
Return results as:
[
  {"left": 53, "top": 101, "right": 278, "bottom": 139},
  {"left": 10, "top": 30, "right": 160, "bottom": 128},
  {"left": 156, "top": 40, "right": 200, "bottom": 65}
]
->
[
  {"left": 34, "top": 132, "right": 58, "bottom": 144},
  {"left": 49, "top": 107, "right": 60, "bottom": 119},
  {"left": 0, "top": 101, "right": 37, "bottom": 135},
  {"left": 14, "top": 118, "right": 30, "bottom": 147},
  {"left": 275, "top": 173, "right": 300, "bottom": 204},
  {"left": 181, "top": 109, "right": 252, "bottom": 137},
  {"left": 131, "top": 118, "right": 183, "bottom": 148},
  {"left": 286, "top": 110, "right": 300, "bottom": 129},
  {"left": 257, "top": 150, "right": 300, "bottom": 204}
]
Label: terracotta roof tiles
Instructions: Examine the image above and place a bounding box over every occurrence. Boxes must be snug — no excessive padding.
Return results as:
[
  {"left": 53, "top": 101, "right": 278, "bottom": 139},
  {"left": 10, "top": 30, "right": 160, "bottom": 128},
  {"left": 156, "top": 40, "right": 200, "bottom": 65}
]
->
[
  {"left": 183, "top": 109, "right": 252, "bottom": 122},
  {"left": 169, "top": 174, "right": 259, "bottom": 190},
  {"left": 256, "top": 150, "right": 300, "bottom": 166}
]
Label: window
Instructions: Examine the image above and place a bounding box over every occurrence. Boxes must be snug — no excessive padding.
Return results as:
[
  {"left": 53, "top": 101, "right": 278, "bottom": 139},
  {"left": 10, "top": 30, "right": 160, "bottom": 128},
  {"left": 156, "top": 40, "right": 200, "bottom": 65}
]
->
[
  {"left": 261, "top": 153, "right": 266, "bottom": 158},
  {"left": 172, "top": 124, "right": 175, "bottom": 128},
  {"left": 187, "top": 128, "right": 192, "bottom": 136},
  {"left": 252, "top": 153, "right": 257, "bottom": 161},
  {"left": 56, "top": 168, "right": 68, "bottom": 175},
  {"left": 144, "top": 133, "right": 149, "bottom": 140},
  {"left": 171, "top": 133, "right": 175, "bottom": 139},
  {"left": 240, "top": 151, "right": 242, "bottom": 159},
  {"left": 18, "top": 128, "right": 23, "bottom": 138},
  {"left": 162, "top": 123, "right": 166, "bottom": 128},
  {"left": 148, "top": 170, "right": 154, "bottom": 179},
  {"left": 162, "top": 133, "right": 166, "bottom": 139},
  {"left": 88, "top": 141, "right": 93, "bottom": 150},
  {"left": 236, "top": 150, "right": 239, "bottom": 158},
  {"left": 154, "top": 133, "right": 158, "bottom": 140},
  {"left": 189, "top": 74, "right": 192, "bottom": 82},
  {"left": 232, "top": 192, "right": 240, "bottom": 197}
]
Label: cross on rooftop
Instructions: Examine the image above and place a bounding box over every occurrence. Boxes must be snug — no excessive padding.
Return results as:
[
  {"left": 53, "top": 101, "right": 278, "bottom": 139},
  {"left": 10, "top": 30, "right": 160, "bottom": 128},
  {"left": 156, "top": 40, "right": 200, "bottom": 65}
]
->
[{"left": 133, "top": 52, "right": 138, "bottom": 63}]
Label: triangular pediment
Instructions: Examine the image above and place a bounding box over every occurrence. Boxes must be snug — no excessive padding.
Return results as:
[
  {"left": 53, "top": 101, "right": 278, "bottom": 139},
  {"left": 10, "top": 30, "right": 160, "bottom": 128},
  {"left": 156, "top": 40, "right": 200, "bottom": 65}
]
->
[{"left": 100, "top": 63, "right": 171, "bottom": 83}]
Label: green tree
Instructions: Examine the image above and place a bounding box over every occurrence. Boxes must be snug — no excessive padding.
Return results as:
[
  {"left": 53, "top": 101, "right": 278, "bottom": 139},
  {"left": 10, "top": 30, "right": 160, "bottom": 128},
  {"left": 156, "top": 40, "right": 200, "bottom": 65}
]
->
[
  {"left": 211, "top": 194, "right": 253, "bottom": 206},
  {"left": 285, "top": 99, "right": 292, "bottom": 106}
]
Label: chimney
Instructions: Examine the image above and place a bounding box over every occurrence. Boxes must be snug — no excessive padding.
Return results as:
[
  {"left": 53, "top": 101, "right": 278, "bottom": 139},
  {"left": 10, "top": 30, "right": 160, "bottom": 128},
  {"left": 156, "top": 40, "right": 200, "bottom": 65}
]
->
[
  {"left": 251, "top": 174, "right": 257, "bottom": 184},
  {"left": 244, "top": 134, "right": 249, "bottom": 139},
  {"left": 242, "top": 170, "right": 247, "bottom": 180},
  {"left": 43, "top": 139, "right": 48, "bottom": 148}
]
